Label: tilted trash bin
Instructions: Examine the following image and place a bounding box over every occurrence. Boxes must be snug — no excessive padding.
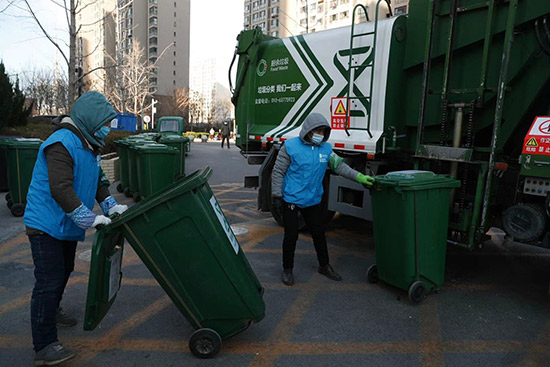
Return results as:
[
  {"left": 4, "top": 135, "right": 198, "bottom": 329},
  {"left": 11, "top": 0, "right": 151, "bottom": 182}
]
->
[
  {"left": 84, "top": 166, "right": 265, "bottom": 358},
  {"left": 367, "top": 170, "right": 460, "bottom": 303}
]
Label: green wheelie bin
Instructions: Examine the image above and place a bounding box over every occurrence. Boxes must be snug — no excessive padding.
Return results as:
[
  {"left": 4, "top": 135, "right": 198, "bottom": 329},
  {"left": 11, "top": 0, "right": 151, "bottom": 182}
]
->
[
  {"left": 134, "top": 143, "right": 178, "bottom": 201},
  {"left": 83, "top": 167, "right": 265, "bottom": 358},
  {"left": 114, "top": 139, "right": 131, "bottom": 195},
  {"left": 3, "top": 138, "right": 42, "bottom": 217},
  {"left": 126, "top": 139, "right": 157, "bottom": 200},
  {"left": 158, "top": 135, "right": 188, "bottom": 178},
  {"left": 367, "top": 170, "right": 460, "bottom": 303}
]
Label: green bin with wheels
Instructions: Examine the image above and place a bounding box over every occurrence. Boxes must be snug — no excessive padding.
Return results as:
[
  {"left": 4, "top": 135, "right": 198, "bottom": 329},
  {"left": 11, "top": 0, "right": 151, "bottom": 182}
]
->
[
  {"left": 134, "top": 143, "right": 178, "bottom": 201},
  {"left": 158, "top": 135, "right": 188, "bottom": 178},
  {"left": 83, "top": 166, "right": 265, "bottom": 359},
  {"left": 114, "top": 139, "right": 132, "bottom": 195},
  {"left": 127, "top": 140, "right": 157, "bottom": 200},
  {"left": 2, "top": 138, "right": 43, "bottom": 216},
  {"left": 367, "top": 170, "right": 460, "bottom": 303}
]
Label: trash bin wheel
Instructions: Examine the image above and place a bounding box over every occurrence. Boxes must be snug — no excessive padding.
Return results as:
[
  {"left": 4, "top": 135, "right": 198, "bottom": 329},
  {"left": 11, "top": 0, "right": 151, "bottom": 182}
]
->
[
  {"left": 408, "top": 281, "right": 426, "bottom": 304},
  {"left": 5, "top": 192, "right": 10, "bottom": 202},
  {"left": 189, "top": 328, "right": 222, "bottom": 359},
  {"left": 123, "top": 187, "right": 131, "bottom": 198},
  {"left": 132, "top": 192, "right": 142, "bottom": 202},
  {"left": 7, "top": 199, "right": 13, "bottom": 209},
  {"left": 10, "top": 203, "right": 25, "bottom": 217},
  {"left": 367, "top": 264, "right": 378, "bottom": 284},
  {"left": 116, "top": 183, "right": 123, "bottom": 193}
]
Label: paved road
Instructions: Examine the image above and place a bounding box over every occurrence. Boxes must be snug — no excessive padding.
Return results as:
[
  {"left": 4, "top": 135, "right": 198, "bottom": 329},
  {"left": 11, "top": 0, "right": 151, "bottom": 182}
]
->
[{"left": 1, "top": 140, "right": 550, "bottom": 366}]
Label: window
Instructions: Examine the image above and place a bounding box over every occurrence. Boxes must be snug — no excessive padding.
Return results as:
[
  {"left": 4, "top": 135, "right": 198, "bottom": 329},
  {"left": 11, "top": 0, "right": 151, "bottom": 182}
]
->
[
  {"left": 173, "top": 51, "right": 176, "bottom": 56},
  {"left": 271, "top": 19, "right": 278, "bottom": 27},
  {"left": 149, "top": 36, "right": 158, "bottom": 45},
  {"left": 253, "top": 12, "right": 258, "bottom": 21},
  {"left": 149, "top": 16, "right": 158, "bottom": 25},
  {"left": 330, "top": 14, "right": 337, "bottom": 21},
  {"left": 173, "top": 70, "right": 176, "bottom": 75},
  {"left": 174, "top": 21, "right": 176, "bottom": 27},
  {"left": 149, "top": 27, "right": 158, "bottom": 36},
  {"left": 340, "top": 11, "right": 348, "bottom": 19},
  {"left": 253, "top": 1, "right": 258, "bottom": 10},
  {"left": 173, "top": 60, "right": 176, "bottom": 66},
  {"left": 271, "top": 6, "right": 278, "bottom": 16},
  {"left": 149, "top": 6, "right": 157, "bottom": 15},
  {"left": 149, "top": 0, "right": 157, "bottom": 3},
  {"left": 174, "top": 1, "right": 176, "bottom": 6},
  {"left": 149, "top": 77, "right": 157, "bottom": 84},
  {"left": 245, "top": 4, "right": 250, "bottom": 13},
  {"left": 244, "top": 16, "right": 250, "bottom": 25},
  {"left": 174, "top": 11, "right": 176, "bottom": 17},
  {"left": 271, "top": 31, "right": 278, "bottom": 37},
  {"left": 149, "top": 47, "right": 158, "bottom": 56},
  {"left": 260, "top": 10, "right": 265, "bottom": 19},
  {"left": 259, "top": 22, "right": 265, "bottom": 30},
  {"left": 174, "top": 31, "right": 176, "bottom": 37}
]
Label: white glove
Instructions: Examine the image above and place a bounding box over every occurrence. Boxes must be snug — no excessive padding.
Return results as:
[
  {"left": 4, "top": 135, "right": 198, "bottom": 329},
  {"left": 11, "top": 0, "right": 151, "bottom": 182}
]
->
[
  {"left": 92, "top": 215, "right": 112, "bottom": 228},
  {"left": 108, "top": 204, "right": 128, "bottom": 216}
]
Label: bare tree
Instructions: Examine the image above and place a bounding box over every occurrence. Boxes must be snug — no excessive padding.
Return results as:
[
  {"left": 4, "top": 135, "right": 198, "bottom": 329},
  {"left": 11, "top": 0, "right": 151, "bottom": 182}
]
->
[
  {"left": 20, "top": 66, "right": 69, "bottom": 115},
  {"left": 188, "top": 90, "right": 204, "bottom": 131}
]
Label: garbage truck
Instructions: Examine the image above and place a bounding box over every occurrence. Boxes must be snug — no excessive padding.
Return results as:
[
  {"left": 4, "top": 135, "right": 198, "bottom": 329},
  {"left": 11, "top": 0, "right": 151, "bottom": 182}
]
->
[{"left": 230, "top": 0, "right": 550, "bottom": 249}]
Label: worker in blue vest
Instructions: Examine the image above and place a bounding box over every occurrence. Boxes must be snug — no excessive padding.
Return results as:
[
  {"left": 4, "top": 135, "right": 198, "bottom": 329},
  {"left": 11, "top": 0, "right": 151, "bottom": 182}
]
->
[
  {"left": 271, "top": 113, "right": 374, "bottom": 285},
  {"left": 24, "top": 91, "right": 128, "bottom": 366}
]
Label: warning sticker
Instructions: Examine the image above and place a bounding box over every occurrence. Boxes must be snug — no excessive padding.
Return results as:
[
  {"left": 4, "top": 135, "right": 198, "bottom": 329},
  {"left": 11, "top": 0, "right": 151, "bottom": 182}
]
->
[
  {"left": 522, "top": 117, "right": 550, "bottom": 155},
  {"left": 331, "top": 97, "right": 350, "bottom": 130}
]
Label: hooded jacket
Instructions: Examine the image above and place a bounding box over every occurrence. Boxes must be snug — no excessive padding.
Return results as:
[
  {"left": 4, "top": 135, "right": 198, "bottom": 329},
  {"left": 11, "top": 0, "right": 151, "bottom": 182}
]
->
[
  {"left": 24, "top": 92, "right": 117, "bottom": 241},
  {"left": 271, "top": 113, "right": 360, "bottom": 208}
]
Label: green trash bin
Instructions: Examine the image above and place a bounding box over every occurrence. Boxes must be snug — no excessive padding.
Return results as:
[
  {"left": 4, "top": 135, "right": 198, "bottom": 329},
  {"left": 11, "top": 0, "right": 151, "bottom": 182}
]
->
[
  {"left": 134, "top": 143, "right": 178, "bottom": 201},
  {"left": 84, "top": 167, "right": 265, "bottom": 359},
  {"left": 126, "top": 140, "right": 157, "bottom": 199},
  {"left": 368, "top": 170, "right": 460, "bottom": 303},
  {"left": 114, "top": 139, "right": 131, "bottom": 195},
  {"left": 158, "top": 135, "right": 187, "bottom": 178},
  {"left": 3, "top": 138, "right": 43, "bottom": 217}
]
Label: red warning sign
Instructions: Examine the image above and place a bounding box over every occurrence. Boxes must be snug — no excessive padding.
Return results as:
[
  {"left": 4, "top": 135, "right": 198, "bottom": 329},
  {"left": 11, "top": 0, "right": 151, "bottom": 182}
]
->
[
  {"left": 331, "top": 97, "right": 350, "bottom": 130},
  {"left": 522, "top": 116, "right": 550, "bottom": 155}
]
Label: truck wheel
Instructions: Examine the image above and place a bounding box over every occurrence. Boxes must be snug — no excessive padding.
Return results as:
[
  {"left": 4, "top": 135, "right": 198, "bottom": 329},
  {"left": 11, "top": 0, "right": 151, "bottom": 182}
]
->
[
  {"left": 123, "top": 187, "right": 131, "bottom": 198},
  {"left": 10, "top": 203, "right": 25, "bottom": 217},
  {"left": 189, "top": 328, "right": 222, "bottom": 359},
  {"left": 502, "top": 203, "right": 547, "bottom": 243},
  {"left": 5, "top": 192, "right": 10, "bottom": 202},
  {"left": 408, "top": 281, "right": 427, "bottom": 304},
  {"left": 7, "top": 199, "right": 13, "bottom": 209},
  {"left": 132, "top": 192, "right": 142, "bottom": 202},
  {"left": 116, "top": 183, "right": 123, "bottom": 193},
  {"left": 367, "top": 264, "right": 378, "bottom": 283}
]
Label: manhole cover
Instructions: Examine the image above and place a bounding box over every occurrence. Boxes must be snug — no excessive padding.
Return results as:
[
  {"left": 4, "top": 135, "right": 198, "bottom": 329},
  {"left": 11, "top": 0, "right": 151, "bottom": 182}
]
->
[{"left": 78, "top": 249, "right": 92, "bottom": 262}]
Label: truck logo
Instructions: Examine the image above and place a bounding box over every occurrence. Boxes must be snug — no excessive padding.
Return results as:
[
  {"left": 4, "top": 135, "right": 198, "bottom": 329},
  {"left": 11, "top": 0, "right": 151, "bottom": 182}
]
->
[{"left": 257, "top": 59, "right": 268, "bottom": 76}]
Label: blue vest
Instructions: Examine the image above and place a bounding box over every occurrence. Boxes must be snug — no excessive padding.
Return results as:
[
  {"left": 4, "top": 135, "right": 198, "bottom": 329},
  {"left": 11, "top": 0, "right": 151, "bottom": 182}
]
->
[
  {"left": 282, "top": 137, "right": 332, "bottom": 208},
  {"left": 24, "top": 129, "right": 100, "bottom": 241}
]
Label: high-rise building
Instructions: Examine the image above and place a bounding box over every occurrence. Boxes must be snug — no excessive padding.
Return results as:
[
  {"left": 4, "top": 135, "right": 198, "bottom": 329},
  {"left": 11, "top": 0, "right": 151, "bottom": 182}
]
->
[
  {"left": 77, "top": 0, "right": 190, "bottom": 97},
  {"left": 244, "top": 0, "right": 409, "bottom": 38}
]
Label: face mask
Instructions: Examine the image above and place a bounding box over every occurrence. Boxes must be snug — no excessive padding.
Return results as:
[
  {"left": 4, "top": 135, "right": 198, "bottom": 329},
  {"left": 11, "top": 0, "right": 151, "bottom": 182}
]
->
[
  {"left": 311, "top": 133, "right": 324, "bottom": 145},
  {"left": 94, "top": 126, "right": 110, "bottom": 139}
]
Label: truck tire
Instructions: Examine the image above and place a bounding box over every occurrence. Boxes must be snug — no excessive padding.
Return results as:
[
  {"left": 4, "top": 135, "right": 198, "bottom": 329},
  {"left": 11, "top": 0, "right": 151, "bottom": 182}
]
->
[{"left": 502, "top": 203, "right": 547, "bottom": 243}]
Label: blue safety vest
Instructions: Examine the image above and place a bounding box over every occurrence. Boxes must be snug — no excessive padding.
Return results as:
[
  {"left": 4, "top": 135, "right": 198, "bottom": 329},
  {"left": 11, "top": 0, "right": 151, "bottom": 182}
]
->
[
  {"left": 282, "top": 137, "right": 332, "bottom": 208},
  {"left": 24, "top": 129, "right": 100, "bottom": 241}
]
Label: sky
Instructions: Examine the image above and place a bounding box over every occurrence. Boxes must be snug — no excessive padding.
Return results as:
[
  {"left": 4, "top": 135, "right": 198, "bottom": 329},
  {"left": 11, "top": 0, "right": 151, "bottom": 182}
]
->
[{"left": 0, "top": 0, "right": 244, "bottom": 90}]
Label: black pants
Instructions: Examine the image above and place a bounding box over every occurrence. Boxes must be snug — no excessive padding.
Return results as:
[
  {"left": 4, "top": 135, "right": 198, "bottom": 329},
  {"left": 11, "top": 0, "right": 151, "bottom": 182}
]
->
[
  {"left": 221, "top": 134, "right": 230, "bottom": 148},
  {"left": 282, "top": 202, "right": 329, "bottom": 269},
  {"left": 29, "top": 233, "right": 77, "bottom": 351}
]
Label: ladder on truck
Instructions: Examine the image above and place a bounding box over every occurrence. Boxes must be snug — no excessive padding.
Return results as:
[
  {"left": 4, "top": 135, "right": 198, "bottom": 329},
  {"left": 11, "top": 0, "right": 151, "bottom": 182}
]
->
[
  {"left": 414, "top": 0, "right": 519, "bottom": 248},
  {"left": 344, "top": 1, "right": 393, "bottom": 138}
]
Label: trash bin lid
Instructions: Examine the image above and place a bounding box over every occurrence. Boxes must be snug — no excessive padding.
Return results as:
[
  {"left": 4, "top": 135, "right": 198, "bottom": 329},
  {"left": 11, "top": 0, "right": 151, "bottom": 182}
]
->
[
  {"left": 375, "top": 170, "right": 460, "bottom": 189},
  {"left": 3, "top": 138, "right": 43, "bottom": 149},
  {"left": 135, "top": 144, "right": 178, "bottom": 154}
]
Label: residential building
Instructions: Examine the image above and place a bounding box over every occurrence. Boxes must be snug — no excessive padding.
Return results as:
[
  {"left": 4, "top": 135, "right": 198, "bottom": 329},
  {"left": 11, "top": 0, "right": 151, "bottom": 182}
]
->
[
  {"left": 77, "top": 0, "right": 190, "bottom": 98},
  {"left": 244, "top": 0, "right": 409, "bottom": 38},
  {"left": 190, "top": 58, "right": 232, "bottom": 125}
]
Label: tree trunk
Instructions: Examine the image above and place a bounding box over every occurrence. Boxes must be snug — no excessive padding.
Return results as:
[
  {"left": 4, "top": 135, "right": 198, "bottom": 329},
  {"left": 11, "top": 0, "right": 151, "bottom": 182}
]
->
[{"left": 68, "top": 0, "right": 77, "bottom": 107}]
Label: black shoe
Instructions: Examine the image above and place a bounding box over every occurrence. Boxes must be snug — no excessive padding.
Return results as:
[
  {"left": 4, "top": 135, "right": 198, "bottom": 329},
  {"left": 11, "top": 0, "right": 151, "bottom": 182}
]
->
[
  {"left": 56, "top": 307, "right": 77, "bottom": 327},
  {"left": 34, "top": 342, "right": 75, "bottom": 366},
  {"left": 318, "top": 264, "right": 342, "bottom": 281},
  {"left": 282, "top": 268, "right": 294, "bottom": 286}
]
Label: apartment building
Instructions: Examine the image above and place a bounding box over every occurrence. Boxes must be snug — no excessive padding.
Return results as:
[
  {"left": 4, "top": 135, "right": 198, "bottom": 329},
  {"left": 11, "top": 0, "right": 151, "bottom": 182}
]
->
[
  {"left": 190, "top": 58, "right": 232, "bottom": 124},
  {"left": 77, "top": 0, "right": 190, "bottom": 97},
  {"left": 244, "top": 0, "right": 410, "bottom": 38}
]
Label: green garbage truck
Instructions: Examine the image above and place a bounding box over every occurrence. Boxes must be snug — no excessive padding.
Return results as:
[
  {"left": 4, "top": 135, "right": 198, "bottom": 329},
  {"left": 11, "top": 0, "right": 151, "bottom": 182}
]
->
[{"left": 231, "top": 0, "right": 550, "bottom": 249}]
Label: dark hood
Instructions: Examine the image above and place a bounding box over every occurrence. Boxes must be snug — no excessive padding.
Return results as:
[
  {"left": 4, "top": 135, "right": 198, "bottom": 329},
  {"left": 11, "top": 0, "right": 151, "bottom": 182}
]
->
[
  {"left": 70, "top": 91, "right": 117, "bottom": 147},
  {"left": 299, "top": 113, "right": 331, "bottom": 144}
]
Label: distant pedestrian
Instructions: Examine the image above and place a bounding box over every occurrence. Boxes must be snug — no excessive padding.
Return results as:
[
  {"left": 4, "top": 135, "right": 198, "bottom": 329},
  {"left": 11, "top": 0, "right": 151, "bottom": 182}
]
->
[
  {"left": 24, "top": 92, "right": 128, "bottom": 366},
  {"left": 221, "top": 121, "right": 231, "bottom": 149},
  {"left": 271, "top": 113, "right": 374, "bottom": 286},
  {"left": 209, "top": 127, "right": 215, "bottom": 140}
]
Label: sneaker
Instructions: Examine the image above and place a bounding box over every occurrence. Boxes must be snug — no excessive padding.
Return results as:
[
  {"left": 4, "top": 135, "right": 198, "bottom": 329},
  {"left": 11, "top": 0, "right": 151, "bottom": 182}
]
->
[
  {"left": 56, "top": 307, "right": 77, "bottom": 327},
  {"left": 34, "top": 342, "right": 75, "bottom": 366},
  {"left": 318, "top": 264, "right": 342, "bottom": 281},
  {"left": 282, "top": 268, "right": 294, "bottom": 286}
]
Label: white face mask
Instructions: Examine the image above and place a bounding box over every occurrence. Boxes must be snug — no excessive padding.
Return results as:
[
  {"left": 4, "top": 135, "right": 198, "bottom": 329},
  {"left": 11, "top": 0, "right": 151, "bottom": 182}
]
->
[{"left": 311, "top": 133, "right": 324, "bottom": 145}]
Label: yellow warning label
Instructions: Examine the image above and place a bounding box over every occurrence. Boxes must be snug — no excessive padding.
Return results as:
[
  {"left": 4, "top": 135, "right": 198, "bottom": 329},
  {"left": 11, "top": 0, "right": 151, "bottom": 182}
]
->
[
  {"left": 526, "top": 137, "right": 538, "bottom": 147},
  {"left": 334, "top": 100, "right": 347, "bottom": 115}
]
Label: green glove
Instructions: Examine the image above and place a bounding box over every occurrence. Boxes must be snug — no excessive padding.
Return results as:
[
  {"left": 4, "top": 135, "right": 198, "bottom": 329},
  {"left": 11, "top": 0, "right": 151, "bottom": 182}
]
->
[{"left": 356, "top": 173, "right": 375, "bottom": 187}]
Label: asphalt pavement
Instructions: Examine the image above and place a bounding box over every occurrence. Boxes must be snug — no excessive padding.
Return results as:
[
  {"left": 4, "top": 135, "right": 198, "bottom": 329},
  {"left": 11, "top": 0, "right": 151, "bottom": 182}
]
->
[{"left": 1, "top": 139, "right": 550, "bottom": 366}]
